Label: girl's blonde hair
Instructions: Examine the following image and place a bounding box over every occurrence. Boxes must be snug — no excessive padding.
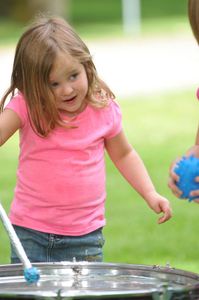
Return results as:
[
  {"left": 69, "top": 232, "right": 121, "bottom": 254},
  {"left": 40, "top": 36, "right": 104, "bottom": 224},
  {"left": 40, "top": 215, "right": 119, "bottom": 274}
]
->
[
  {"left": 0, "top": 16, "right": 115, "bottom": 136},
  {"left": 188, "top": 0, "right": 199, "bottom": 44}
]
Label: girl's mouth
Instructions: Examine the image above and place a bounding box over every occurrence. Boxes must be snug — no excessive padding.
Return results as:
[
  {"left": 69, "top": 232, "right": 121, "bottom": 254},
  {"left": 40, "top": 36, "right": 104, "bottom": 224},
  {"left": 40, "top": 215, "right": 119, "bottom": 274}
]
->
[{"left": 63, "top": 96, "right": 76, "bottom": 103}]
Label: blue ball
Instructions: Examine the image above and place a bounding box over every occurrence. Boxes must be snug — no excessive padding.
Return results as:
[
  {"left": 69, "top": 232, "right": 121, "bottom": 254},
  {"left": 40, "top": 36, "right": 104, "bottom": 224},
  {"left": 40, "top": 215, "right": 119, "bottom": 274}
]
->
[
  {"left": 24, "top": 267, "right": 40, "bottom": 284},
  {"left": 174, "top": 155, "right": 199, "bottom": 201}
]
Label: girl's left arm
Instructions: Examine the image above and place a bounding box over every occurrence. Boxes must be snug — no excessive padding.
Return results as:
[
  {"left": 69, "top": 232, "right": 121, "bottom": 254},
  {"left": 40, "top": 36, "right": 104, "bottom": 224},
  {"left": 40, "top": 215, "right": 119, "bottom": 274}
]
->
[{"left": 105, "top": 130, "right": 172, "bottom": 224}]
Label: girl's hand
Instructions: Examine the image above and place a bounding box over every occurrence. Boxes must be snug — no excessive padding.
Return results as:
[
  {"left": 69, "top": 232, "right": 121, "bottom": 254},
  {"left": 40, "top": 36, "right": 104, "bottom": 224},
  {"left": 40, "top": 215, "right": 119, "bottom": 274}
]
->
[
  {"left": 191, "top": 176, "right": 199, "bottom": 203},
  {"left": 168, "top": 158, "right": 183, "bottom": 198},
  {"left": 168, "top": 146, "right": 199, "bottom": 201},
  {"left": 145, "top": 192, "right": 172, "bottom": 224},
  {"left": 168, "top": 161, "right": 199, "bottom": 203}
]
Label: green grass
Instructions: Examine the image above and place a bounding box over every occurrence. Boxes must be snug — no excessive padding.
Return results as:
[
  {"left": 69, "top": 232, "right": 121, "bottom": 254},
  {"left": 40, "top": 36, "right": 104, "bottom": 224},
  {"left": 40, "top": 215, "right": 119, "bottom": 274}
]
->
[
  {"left": 0, "top": 89, "right": 199, "bottom": 274},
  {"left": 0, "top": 19, "right": 24, "bottom": 45},
  {"left": 74, "top": 16, "right": 190, "bottom": 41},
  {"left": 0, "top": 15, "right": 190, "bottom": 45},
  {"left": 0, "top": 134, "right": 18, "bottom": 264},
  {"left": 70, "top": 0, "right": 187, "bottom": 23},
  {"left": 0, "top": 0, "right": 189, "bottom": 44}
]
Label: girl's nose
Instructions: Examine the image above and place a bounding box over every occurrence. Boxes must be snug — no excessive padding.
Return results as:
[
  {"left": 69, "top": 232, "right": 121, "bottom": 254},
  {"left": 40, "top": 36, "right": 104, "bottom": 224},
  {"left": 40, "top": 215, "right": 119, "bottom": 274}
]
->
[{"left": 62, "top": 83, "right": 73, "bottom": 95}]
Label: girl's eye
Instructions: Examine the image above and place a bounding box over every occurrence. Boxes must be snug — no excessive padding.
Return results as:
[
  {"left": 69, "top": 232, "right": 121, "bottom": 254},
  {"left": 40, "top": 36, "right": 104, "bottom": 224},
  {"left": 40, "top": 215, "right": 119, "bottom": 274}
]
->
[
  {"left": 50, "top": 82, "right": 59, "bottom": 88},
  {"left": 70, "top": 73, "right": 78, "bottom": 81}
]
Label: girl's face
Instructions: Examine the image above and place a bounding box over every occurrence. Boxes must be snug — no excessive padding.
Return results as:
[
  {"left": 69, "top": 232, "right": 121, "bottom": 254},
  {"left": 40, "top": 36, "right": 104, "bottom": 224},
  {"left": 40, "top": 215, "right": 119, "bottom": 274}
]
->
[{"left": 49, "top": 52, "right": 89, "bottom": 117}]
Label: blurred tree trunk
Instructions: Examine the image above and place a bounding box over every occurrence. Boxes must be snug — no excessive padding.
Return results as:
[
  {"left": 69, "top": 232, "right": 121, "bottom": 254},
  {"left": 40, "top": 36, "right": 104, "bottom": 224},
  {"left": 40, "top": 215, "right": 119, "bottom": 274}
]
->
[
  {"left": 29, "top": 0, "right": 71, "bottom": 18},
  {"left": 0, "top": 0, "right": 71, "bottom": 23}
]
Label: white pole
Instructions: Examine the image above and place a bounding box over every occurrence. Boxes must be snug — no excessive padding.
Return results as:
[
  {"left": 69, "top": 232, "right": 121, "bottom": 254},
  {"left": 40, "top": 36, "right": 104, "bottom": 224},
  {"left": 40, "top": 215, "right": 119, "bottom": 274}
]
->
[
  {"left": 122, "top": 0, "right": 141, "bottom": 35},
  {"left": 0, "top": 201, "right": 32, "bottom": 269}
]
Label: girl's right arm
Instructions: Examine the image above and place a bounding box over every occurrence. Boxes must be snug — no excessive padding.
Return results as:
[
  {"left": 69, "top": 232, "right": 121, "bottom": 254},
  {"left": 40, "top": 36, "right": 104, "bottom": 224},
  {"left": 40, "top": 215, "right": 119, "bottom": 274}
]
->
[{"left": 0, "top": 109, "right": 21, "bottom": 146}]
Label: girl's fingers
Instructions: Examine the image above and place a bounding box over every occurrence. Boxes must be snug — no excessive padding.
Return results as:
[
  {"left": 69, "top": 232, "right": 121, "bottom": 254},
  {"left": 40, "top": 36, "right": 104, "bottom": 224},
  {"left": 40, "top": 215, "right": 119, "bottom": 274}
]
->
[
  {"left": 170, "top": 170, "right": 179, "bottom": 182},
  {"left": 168, "top": 177, "right": 182, "bottom": 197},
  {"left": 190, "top": 190, "right": 199, "bottom": 197},
  {"left": 158, "top": 211, "right": 172, "bottom": 224},
  {"left": 157, "top": 201, "right": 172, "bottom": 224}
]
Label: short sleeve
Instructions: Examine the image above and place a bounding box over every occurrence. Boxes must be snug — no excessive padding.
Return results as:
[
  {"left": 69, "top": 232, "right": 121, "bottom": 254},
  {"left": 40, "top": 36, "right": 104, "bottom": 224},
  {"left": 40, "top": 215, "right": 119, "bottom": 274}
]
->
[
  {"left": 5, "top": 93, "right": 28, "bottom": 127},
  {"left": 105, "top": 100, "right": 122, "bottom": 139}
]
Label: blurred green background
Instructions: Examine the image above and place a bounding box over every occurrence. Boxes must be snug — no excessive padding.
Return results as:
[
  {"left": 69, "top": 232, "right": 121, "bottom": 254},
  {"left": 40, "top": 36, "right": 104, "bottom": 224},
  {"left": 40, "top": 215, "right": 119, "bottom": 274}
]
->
[
  {"left": 0, "top": 0, "right": 189, "bottom": 43},
  {"left": 1, "top": 0, "right": 199, "bottom": 275}
]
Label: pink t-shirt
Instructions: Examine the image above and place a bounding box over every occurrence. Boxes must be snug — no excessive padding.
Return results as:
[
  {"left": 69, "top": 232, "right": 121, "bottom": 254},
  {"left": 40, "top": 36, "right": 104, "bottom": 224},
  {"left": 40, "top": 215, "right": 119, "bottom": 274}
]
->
[{"left": 6, "top": 93, "right": 122, "bottom": 235}]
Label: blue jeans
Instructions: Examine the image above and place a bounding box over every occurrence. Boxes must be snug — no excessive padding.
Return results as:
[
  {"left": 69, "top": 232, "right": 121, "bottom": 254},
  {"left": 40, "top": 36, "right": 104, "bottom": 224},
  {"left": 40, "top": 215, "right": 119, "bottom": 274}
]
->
[{"left": 11, "top": 225, "right": 105, "bottom": 263}]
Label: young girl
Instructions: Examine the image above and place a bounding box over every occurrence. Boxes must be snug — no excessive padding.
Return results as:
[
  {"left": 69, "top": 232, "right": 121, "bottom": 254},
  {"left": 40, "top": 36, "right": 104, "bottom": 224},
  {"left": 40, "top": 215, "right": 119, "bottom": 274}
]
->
[
  {"left": 0, "top": 16, "right": 172, "bottom": 263},
  {"left": 168, "top": 0, "right": 199, "bottom": 201}
]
